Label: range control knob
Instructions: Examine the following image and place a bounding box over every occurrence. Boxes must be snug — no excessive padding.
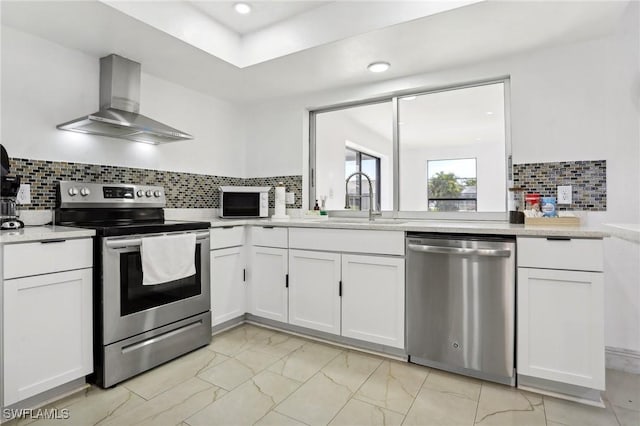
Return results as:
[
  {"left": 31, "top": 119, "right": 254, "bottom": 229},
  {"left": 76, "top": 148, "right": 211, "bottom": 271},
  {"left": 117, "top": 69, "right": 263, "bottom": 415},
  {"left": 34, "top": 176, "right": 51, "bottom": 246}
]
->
[
  {"left": 80, "top": 187, "right": 91, "bottom": 197},
  {"left": 68, "top": 187, "right": 79, "bottom": 196},
  {"left": 145, "top": 190, "right": 152, "bottom": 197},
  {"left": 154, "top": 190, "right": 162, "bottom": 198},
  {"left": 137, "top": 190, "right": 144, "bottom": 198}
]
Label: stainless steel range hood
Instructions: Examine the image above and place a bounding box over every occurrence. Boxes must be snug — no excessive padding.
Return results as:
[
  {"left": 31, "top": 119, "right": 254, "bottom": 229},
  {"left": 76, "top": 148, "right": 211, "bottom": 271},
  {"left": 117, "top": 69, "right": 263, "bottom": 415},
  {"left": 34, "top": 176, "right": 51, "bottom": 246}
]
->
[{"left": 57, "top": 54, "right": 192, "bottom": 144}]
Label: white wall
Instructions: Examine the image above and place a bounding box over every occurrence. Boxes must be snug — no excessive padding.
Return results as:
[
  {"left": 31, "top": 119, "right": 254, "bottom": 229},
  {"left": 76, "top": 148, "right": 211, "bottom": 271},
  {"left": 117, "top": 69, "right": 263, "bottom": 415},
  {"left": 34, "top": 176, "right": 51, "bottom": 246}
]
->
[
  {"left": 0, "top": 26, "right": 246, "bottom": 177},
  {"left": 243, "top": 4, "right": 640, "bottom": 351}
]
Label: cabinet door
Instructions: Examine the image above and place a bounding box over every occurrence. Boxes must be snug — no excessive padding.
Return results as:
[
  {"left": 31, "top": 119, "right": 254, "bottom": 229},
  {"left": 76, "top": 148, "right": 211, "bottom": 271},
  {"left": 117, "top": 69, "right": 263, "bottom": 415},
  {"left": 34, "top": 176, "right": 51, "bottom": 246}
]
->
[
  {"left": 342, "top": 254, "right": 405, "bottom": 348},
  {"left": 517, "top": 267, "right": 604, "bottom": 390},
  {"left": 4, "top": 269, "right": 93, "bottom": 405},
  {"left": 288, "top": 250, "right": 341, "bottom": 335},
  {"left": 249, "top": 246, "right": 288, "bottom": 322},
  {"left": 211, "top": 246, "right": 246, "bottom": 326}
]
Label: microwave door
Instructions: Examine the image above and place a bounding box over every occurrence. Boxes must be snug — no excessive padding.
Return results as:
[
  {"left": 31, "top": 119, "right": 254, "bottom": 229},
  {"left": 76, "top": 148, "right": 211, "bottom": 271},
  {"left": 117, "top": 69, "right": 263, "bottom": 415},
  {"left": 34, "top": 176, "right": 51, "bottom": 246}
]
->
[{"left": 223, "top": 193, "right": 260, "bottom": 217}]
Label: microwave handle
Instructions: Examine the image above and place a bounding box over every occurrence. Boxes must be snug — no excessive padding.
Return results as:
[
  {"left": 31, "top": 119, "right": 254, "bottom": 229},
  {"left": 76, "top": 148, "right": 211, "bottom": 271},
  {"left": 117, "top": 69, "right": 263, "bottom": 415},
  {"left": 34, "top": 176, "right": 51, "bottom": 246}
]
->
[{"left": 105, "top": 231, "right": 210, "bottom": 249}]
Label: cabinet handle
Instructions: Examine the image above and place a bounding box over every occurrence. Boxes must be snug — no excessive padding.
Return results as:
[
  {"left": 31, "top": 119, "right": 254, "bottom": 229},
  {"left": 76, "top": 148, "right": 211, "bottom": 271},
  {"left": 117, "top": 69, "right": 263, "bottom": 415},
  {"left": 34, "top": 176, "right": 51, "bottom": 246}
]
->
[
  {"left": 339, "top": 281, "right": 342, "bottom": 297},
  {"left": 285, "top": 274, "right": 289, "bottom": 288},
  {"left": 243, "top": 268, "right": 246, "bottom": 282},
  {"left": 40, "top": 239, "right": 67, "bottom": 244},
  {"left": 222, "top": 226, "right": 234, "bottom": 229},
  {"left": 546, "top": 237, "right": 571, "bottom": 241},
  {"left": 262, "top": 226, "right": 275, "bottom": 229}
]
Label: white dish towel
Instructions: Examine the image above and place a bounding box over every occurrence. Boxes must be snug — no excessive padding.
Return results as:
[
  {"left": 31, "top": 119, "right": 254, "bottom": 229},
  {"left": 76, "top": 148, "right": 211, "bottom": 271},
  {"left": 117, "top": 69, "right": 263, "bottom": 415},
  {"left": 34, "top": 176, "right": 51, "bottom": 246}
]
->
[{"left": 141, "top": 233, "right": 196, "bottom": 286}]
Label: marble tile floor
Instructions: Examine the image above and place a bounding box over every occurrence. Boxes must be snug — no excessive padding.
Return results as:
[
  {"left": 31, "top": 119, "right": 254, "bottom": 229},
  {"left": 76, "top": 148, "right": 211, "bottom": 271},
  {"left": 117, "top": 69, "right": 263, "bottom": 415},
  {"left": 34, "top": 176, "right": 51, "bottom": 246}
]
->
[{"left": 7, "top": 323, "right": 640, "bottom": 426}]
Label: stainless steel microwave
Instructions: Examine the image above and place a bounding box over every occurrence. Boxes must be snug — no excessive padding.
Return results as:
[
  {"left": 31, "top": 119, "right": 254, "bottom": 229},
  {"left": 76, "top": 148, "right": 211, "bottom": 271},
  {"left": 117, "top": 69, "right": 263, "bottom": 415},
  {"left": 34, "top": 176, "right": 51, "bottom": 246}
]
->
[{"left": 219, "top": 186, "right": 271, "bottom": 218}]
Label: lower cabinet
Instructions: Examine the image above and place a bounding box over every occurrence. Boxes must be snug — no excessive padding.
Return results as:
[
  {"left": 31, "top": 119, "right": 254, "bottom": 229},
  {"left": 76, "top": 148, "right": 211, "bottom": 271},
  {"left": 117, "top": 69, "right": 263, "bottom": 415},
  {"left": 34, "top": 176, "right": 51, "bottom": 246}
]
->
[
  {"left": 287, "top": 249, "right": 405, "bottom": 347},
  {"left": 211, "top": 246, "right": 246, "bottom": 326},
  {"left": 3, "top": 268, "right": 93, "bottom": 406},
  {"left": 341, "top": 254, "right": 405, "bottom": 348},
  {"left": 517, "top": 267, "right": 605, "bottom": 390},
  {"left": 249, "top": 246, "right": 288, "bottom": 322},
  {"left": 288, "top": 250, "right": 341, "bottom": 334}
]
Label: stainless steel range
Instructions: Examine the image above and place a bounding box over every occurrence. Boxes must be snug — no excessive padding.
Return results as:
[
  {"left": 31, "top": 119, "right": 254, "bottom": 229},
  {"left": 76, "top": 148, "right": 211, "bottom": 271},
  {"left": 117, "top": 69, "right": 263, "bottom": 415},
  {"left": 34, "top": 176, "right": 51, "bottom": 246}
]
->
[{"left": 55, "top": 181, "right": 211, "bottom": 388}]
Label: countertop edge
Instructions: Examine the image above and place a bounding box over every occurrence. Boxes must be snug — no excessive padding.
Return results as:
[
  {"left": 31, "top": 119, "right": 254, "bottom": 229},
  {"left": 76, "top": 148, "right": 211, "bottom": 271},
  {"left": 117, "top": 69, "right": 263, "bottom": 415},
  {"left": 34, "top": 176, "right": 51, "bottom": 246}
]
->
[
  {"left": 203, "top": 218, "right": 608, "bottom": 238},
  {"left": 0, "top": 226, "right": 96, "bottom": 244}
]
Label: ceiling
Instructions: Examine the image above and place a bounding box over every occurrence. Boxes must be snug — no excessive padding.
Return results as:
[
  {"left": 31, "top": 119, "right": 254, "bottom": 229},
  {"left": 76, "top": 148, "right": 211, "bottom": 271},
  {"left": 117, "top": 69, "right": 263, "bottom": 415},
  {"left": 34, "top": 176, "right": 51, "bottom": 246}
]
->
[
  {"left": 0, "top": 1, "right": 631, "bottom": 103},
  {"left": 188, "top": 1, "right": 330, "bottom": 35}
]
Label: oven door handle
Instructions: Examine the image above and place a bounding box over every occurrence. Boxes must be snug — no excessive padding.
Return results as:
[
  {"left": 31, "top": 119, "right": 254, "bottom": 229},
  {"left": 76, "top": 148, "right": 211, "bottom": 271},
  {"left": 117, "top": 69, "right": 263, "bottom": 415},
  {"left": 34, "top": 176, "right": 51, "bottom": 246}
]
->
[{"left": 105, "top": 231, "right": 210, "bottom": 249}]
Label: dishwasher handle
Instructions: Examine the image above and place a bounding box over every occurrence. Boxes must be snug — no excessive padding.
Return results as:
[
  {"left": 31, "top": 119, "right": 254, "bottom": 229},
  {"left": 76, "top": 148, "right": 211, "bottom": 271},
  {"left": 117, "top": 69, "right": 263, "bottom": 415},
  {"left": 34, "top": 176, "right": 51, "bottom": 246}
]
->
[{"left": 407, "top": 243, "right": 512, "bottom": 258}]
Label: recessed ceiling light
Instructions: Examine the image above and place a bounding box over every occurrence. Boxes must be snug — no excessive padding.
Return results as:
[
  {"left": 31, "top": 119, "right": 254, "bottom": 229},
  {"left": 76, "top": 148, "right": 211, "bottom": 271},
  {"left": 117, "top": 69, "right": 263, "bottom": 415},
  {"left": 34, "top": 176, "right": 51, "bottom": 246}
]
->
[
  {"left": 367, "top": 61, "right": 390, "bottom": 73},
  {"left": 402, "top": 96, "right": 417, "bottom": 101},
  {"left": 486, "top": 111, "right": 494, "bottom": 115},
  {"left": 234, "top": 2, "right": 252, "bottom": 14}
]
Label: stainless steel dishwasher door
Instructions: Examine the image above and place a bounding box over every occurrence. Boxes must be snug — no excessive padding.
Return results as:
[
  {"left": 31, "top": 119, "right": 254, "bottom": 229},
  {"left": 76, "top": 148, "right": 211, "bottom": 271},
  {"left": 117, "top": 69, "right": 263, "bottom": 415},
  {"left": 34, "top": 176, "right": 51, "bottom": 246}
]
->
[{"left": 406, "top": 234, "right": 516, "bottom": 385}]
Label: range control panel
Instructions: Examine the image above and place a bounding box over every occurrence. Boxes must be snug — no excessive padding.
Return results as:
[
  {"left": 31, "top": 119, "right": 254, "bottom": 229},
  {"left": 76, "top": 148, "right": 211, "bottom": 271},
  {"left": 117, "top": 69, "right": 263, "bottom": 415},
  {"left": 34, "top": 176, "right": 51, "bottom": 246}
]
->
[{"left": 57, "top": 181, "right": 166, "bottom": 208}]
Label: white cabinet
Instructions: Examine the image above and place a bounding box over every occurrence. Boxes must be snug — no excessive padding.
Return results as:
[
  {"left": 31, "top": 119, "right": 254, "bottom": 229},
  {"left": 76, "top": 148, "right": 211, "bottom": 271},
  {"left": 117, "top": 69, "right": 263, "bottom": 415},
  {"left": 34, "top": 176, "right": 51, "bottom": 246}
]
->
[
  {"left": 287, "top": 249, "right": 404, "bottom": 347},
  {"left": 341, "top": 254, "right": 405, "bottom": 348},
  {"left": 210, "top": 246, "right": 246, "bottom": 326},
  {"left": 249, "top": 246, "right": 288, "bottom": 322},
  {"left": 517, "top": 237, "right": 605, "bottom": 391},
  {"left": 288, "top": 250, "right": 341, "bottom": 335},
  {"left": 3, "top": 268, "right": 93, "bottom": 405}
]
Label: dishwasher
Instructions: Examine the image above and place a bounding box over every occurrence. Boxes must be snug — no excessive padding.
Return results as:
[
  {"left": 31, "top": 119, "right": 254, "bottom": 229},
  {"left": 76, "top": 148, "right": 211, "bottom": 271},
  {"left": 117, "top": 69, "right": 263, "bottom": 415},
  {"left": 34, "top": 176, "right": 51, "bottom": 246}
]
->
[{"left": 406, "top": 233, "right": 516, "bottom": 385}]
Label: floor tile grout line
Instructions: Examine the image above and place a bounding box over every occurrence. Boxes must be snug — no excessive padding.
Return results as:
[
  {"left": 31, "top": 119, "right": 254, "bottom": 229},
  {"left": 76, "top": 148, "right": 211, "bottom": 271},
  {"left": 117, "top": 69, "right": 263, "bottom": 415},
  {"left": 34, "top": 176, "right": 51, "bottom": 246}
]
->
[
  {"left": 472, "top": 382, "right": 484, "bottom": 425},
  {"left": 268, "top": 342, "right": 346, "bottom": 421},
  {"left": 400, "top": 367, "right": 431, "bottom": 425}
]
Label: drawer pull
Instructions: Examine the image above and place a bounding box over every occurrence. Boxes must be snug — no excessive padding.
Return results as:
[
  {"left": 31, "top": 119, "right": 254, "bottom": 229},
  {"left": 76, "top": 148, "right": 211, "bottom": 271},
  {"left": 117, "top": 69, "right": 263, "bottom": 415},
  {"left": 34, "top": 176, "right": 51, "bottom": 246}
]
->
[
  {"left": 262, "top": 226, "right": 275, "bottom": 229},
  {"left": 546, "top": 237, "right": 571, "bottom": 241},
  {"left": 40, "top": 239, "right": 67, "bottom": 244},
  {"left": 221, "top": 226, "right": 235, "bottom": 229}
]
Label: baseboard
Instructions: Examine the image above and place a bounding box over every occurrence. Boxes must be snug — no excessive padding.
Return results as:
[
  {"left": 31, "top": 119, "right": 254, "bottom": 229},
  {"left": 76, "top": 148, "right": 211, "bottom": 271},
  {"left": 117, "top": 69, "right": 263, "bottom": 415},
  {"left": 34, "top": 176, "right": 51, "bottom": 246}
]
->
[{"left": 606, "top": 346, "right": 640, "bottom": 374}]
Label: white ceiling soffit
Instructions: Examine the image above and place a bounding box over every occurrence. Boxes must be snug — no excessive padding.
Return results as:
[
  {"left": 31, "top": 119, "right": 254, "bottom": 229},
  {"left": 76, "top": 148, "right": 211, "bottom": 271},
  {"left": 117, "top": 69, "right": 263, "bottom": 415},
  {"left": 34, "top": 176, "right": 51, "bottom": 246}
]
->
[
  {"left": 100, "top": 0, "right": 482, "bottom": 67},
  {"left": 0, "top": 1, "right": 630, "bottom": 103},
  {"left": 189, "top": 1, "right": 330, "bottom": 35}
]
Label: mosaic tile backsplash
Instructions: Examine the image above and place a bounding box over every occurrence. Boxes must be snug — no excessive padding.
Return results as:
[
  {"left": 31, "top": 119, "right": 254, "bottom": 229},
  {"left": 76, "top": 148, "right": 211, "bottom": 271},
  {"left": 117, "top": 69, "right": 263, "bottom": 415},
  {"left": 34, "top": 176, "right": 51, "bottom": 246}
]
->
[
  {"left": 9, "top": 158, "right": 303, "bottom": 210},
  {"left": 513, "top": 160, "right": 606, "bottom": 211}
]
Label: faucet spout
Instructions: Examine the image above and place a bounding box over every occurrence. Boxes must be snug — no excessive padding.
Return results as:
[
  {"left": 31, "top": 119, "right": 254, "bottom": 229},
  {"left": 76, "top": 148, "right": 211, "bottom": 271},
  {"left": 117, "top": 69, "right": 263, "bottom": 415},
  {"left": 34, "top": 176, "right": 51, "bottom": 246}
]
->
[{"left": 345, "top": 171, "right": 380, "bottom": 221}]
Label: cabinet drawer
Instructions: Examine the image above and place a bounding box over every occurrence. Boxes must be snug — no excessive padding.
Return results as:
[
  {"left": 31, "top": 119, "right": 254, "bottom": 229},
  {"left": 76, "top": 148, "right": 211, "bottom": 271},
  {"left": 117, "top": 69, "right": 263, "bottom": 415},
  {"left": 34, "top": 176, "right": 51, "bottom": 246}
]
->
[
  {"left": 289, "top": 228, "right": 404, "bottom": 255},
  {"left": 250, "top": 226, "right": 288, "bottom": 248},
  {"left": 210, "top": 226, "right": 245, "bottom": 250},
  {"left": 517, "top": 237, "right": 603, "bottom": 272},
  {"left": 4, "top": 238, "right": 93, "bottom": 279}
]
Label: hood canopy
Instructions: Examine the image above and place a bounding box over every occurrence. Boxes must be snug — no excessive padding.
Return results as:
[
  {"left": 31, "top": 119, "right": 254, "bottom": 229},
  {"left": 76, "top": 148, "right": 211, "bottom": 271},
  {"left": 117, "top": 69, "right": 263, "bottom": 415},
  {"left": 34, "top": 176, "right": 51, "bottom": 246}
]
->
[{"left": 57, "top": 54, "right": 192, "bottom": 144}]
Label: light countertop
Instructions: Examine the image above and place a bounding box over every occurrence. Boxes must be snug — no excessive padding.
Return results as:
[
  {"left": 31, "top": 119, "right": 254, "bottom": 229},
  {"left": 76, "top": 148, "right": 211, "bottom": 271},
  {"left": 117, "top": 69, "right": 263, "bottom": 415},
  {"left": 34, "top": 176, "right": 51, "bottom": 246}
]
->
[
  {"left": 603, "top": 223, "right": 640, "bottom": 243},
  {"left": 0, "top": 225, "right": 96, "bottom": 244},
  {"left": 202, "top": 217, "right": 608, "bottom": 238}
]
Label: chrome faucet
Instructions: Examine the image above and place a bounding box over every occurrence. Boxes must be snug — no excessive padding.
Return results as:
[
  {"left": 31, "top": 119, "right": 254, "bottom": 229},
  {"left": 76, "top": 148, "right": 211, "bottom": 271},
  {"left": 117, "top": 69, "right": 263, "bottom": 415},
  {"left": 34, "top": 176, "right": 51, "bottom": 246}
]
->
[{"left": 345, "top": 171, "right": 381, "bottom": 221}]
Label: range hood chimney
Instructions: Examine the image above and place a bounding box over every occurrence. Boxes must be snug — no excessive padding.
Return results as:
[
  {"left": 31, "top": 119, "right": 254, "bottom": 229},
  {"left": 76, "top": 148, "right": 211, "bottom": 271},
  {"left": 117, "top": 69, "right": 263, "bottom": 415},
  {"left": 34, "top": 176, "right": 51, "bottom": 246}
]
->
[{"left": 57, "top": 54, "right": 193, "bottom": 144}]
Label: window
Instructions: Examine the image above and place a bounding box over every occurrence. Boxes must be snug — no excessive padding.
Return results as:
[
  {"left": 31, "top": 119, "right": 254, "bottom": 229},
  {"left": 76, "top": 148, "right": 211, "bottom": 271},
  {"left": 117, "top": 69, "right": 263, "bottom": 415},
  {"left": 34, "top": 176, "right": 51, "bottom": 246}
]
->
[
  {"left": 427, "top": 158, "right": 477, "bottom": 211},
  {"left": 313, "top": 101, "right": 393, "bottom": 211},
  {"left": 310, "top": 79, "right": 509, "bottom": 216},
  {"left": 345, "top": 148, "right": 381, "bottom": 211}
]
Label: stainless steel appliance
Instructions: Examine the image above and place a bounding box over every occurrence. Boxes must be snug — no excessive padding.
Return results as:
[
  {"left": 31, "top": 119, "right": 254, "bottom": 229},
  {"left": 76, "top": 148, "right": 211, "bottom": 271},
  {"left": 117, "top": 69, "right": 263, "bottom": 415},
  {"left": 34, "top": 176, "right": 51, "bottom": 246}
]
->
[
  {"left": 219, "top": 186, "right": 270, "bottom": 218},
  {"left": 57, "top": 54, "right": 192, "bottom": 144},
  {"left": 0, "top": 145, "right": 24, "bottom": 230},
  {"left": 55, "top": 181, "right": 211, "bottom": 388},
  {"left": 406, "top": 233, "right": 516, "bottom": 385}
]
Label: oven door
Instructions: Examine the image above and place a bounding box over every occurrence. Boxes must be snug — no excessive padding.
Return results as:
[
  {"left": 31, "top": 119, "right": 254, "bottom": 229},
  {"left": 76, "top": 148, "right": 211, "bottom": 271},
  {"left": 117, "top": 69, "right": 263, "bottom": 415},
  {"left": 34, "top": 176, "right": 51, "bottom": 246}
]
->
[{"left": 102, "top": 230, "right": 210, "bottom": 345}]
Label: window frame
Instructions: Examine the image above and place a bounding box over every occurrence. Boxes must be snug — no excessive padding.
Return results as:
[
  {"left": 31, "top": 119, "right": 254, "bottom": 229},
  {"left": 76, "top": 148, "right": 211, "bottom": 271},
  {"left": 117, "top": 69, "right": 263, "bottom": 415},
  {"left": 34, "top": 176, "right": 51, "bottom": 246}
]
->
[{"left": 309, "top": 77, "right": 512, "bottom": 220}]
